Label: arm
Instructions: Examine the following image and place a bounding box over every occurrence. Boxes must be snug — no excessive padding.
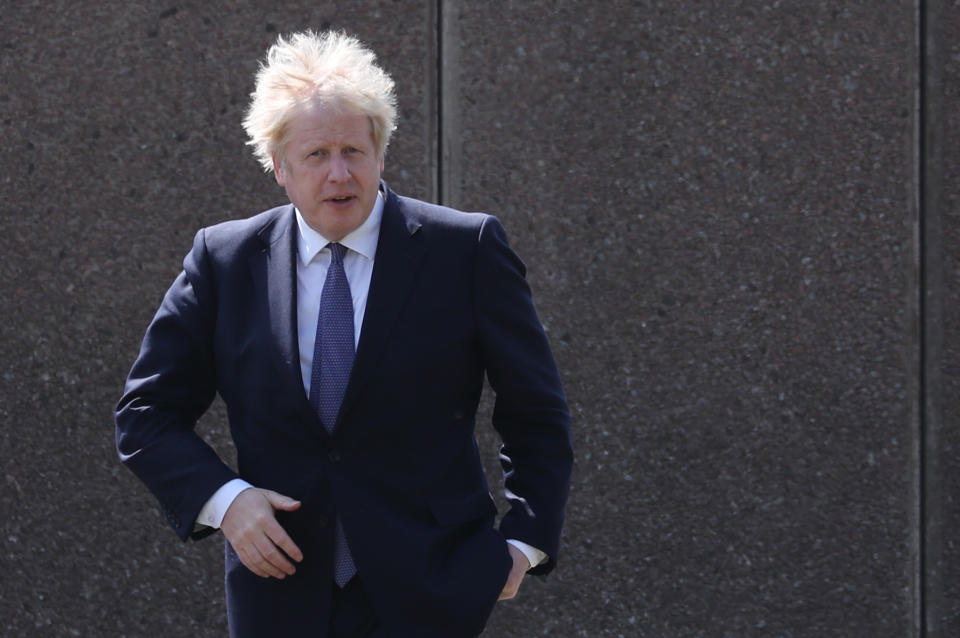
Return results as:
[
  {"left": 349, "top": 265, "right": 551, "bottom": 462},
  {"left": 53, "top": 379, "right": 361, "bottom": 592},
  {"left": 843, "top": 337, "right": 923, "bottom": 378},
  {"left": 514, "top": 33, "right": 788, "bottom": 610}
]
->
[
  {"left": 116, "top": 229, "right": 239, "bottom": 539},
  {"left": 474, "top": 216, "right": 574, "bottom": 577},
  {"left": 116, "top": 228, "right": 304, "bottom": 577}
]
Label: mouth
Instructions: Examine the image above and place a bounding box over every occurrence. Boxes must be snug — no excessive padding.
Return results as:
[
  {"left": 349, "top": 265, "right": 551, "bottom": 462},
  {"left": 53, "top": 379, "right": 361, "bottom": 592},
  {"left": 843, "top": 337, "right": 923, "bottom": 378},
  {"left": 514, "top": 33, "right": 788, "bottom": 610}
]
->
[{"left": 327, "top": 195, "right": 356, "bottom": 204}]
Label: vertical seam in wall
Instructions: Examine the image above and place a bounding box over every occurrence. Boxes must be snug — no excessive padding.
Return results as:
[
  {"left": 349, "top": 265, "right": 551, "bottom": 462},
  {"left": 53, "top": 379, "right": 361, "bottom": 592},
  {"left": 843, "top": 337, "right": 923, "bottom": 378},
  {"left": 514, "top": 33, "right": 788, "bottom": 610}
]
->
[
  {"left": 907, "top": 0, "right": 928, "bottom": 635},
  {"left": 916, "top": 0, "right": 928, "bottom": 634},
  {"left": 426, "top": 0, "right": 441, "bottom": 203},
  {"left": 439, "top": 0, "right": 461, "bottom": 208},
  {"left": 919, "top": 0, "right": 945, "bottom": 635},
  {"left": 434, "top": 0, "right": 444, "bottom": 205}
]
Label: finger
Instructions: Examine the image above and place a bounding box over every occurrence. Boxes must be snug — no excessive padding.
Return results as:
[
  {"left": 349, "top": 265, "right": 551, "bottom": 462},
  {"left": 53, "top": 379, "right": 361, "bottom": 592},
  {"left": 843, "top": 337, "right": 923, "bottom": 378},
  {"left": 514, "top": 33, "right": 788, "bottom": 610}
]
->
[
  {"left": 498, "top": 547, "right": 528, "bottom": 600},
  {"left": 233, "top": 528, "right": 289, "bottom": 579},
  {"left": 246, "top": 541, "right": 290, "bottom": 579},
  {"left": 263, "top": 489, "right": 302, "bottom": 512},
  {"left": 253, "top": 533, "right": 296, "bottom": 576},
  {"left": 501, "top": 572, "right": 525, "bottom": 599},
  {"left": 237, "top": 543, "right": 281, "bottom": 579},
  {"left": 264, "top": 519, "right": 304, "bottom": 563},
  {"left": 498, "top": 569, "right": 520, "bottom": 600},
  {"left": 251, "top": 555, "right": 286, "bottom": 579}
]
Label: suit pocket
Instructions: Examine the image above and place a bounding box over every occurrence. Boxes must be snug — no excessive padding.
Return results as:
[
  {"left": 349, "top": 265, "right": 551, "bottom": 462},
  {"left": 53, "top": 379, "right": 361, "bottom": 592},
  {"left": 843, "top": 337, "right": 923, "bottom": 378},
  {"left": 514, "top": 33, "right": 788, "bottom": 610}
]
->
[
  {"left": 419, "top": 491, "right": 511, "bottom": 634},
  {"left": 428, "top": 491, "right": 497, "bottom": 527}
]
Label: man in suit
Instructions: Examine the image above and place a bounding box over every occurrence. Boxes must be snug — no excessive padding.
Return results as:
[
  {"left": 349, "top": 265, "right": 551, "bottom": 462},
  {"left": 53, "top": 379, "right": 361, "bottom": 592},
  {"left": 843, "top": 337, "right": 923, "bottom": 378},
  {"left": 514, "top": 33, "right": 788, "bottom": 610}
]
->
[{"left": 115, "top": 30, "right": 572, "bottom": 638}]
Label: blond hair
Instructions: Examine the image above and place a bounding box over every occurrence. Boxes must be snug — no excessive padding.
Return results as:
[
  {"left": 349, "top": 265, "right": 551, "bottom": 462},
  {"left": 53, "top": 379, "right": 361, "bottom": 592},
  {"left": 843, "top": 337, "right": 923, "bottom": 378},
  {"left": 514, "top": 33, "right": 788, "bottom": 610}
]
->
[{"left": 243, "top": 30, "right": 397, "bottom": 172}]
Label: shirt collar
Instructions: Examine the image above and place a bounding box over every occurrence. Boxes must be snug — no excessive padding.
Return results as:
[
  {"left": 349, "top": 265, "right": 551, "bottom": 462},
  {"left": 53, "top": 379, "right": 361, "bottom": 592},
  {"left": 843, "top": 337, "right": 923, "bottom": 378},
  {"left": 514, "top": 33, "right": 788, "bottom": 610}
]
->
[{"left": 295, "top": 192, "right": 384, "bottom": 266}]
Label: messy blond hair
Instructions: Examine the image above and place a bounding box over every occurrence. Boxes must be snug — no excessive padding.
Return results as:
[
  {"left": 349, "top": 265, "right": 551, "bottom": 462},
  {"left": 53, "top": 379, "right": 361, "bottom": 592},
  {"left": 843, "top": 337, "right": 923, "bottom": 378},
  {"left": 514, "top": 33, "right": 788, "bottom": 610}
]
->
[{"left": 242, "top": 30, "right": 397, "bottom": 172}]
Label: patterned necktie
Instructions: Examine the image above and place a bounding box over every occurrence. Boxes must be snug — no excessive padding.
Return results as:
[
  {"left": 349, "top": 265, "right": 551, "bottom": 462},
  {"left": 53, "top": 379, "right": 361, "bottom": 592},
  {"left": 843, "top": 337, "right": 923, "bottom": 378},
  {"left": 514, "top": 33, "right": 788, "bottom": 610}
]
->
[
  {"left": 309, "top": 242, "right": 357, "bottom": 587},
  {"left": 311, "top": 242, "right": 355, "bottom": 431}
]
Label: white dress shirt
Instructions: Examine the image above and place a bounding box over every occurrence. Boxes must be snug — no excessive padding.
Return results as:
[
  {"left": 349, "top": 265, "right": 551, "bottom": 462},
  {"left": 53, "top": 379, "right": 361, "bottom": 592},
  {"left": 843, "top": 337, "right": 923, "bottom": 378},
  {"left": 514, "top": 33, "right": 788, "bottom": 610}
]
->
[{"left": 196, "top": 193, "right": 546, "bottom": 569}]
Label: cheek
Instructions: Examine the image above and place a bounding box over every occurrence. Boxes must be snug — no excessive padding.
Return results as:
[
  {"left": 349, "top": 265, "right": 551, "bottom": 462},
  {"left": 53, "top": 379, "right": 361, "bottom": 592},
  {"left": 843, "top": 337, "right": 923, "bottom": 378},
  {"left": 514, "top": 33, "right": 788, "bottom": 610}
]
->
[
  {"left": 363, "top": 162, "right": 382, "bottom": 184},
  {"left": 292, "top": 169, "right": 323, "bottom": 191}
]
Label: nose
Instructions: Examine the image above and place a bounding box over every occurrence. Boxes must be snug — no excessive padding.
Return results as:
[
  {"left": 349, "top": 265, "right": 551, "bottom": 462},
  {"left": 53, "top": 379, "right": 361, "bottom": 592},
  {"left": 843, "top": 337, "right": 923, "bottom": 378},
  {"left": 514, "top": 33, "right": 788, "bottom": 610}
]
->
[{"left": 328, "top": 155, "right": 350, "bottom": 182}]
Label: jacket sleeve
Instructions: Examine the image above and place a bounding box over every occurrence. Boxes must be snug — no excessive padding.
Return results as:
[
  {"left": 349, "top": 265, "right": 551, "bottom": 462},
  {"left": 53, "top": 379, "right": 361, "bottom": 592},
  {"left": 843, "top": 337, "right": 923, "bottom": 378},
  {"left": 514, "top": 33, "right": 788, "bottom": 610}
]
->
[
  {"left": 473, "top": 215, "right": 574, "bottom": 576},
  {"left": 115, "top": 228, "right": 238, "bottom": 541}
]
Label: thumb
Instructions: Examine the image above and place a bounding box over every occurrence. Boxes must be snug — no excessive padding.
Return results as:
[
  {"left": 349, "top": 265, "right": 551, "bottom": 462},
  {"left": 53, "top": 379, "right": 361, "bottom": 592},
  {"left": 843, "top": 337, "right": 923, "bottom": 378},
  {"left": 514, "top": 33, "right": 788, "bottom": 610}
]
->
[{"left": 262, "top": 489, "right": 302, "bottom": 512}]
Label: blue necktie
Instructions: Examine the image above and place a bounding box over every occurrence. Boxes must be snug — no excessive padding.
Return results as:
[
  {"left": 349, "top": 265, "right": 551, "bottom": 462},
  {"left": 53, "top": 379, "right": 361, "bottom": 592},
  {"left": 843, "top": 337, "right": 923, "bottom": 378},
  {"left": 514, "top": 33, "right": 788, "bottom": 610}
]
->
[{"left": 309, "top": 242, "right": 357, "bottom": 587}]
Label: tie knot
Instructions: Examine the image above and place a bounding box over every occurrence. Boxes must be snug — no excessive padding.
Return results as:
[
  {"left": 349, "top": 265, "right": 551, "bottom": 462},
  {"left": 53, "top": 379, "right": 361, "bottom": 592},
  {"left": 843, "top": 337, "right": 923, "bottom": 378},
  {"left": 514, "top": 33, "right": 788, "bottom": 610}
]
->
[{"left": 329, "top": 242, "right": 347, "bottom": 265}]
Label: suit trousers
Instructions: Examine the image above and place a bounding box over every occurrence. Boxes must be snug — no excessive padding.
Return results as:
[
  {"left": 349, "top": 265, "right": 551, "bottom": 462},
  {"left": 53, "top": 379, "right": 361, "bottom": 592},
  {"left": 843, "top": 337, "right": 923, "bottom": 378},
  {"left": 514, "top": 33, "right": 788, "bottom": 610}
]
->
[
  {"left": 329, "top": 577, "right": 383, "bottom": 638},
  {"left": 329, "top": 576, "right": 484, "bottom": 638}
]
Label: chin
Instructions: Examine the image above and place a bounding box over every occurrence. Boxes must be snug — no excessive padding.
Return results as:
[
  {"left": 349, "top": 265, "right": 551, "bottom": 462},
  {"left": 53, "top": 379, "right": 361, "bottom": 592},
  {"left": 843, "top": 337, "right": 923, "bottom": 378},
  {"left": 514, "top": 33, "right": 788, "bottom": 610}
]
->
[{"left": 324, "top": 219, "right": 361, "bottom": 240}]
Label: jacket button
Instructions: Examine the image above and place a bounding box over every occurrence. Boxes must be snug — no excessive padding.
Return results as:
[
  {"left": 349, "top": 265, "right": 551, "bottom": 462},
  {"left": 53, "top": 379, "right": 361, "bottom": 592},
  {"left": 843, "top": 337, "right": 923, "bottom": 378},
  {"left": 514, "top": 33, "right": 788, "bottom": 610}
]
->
[
  {"left": 316, "top": 515, "right": 329, "bottom": 528},
  {"left": 327, "top": 450, "right": 341, "bottom": 463}
]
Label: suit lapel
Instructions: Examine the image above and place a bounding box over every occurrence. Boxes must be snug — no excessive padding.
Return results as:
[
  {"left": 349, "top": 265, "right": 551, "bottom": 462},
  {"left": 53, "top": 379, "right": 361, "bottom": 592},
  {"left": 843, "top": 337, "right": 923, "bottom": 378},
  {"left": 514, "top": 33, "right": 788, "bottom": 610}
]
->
[
  {"left": 251, "top": 206, "right": 326, "bottom": 434},
  {"left": 338, "top": 189, "right": 425, "bottom": 423}
]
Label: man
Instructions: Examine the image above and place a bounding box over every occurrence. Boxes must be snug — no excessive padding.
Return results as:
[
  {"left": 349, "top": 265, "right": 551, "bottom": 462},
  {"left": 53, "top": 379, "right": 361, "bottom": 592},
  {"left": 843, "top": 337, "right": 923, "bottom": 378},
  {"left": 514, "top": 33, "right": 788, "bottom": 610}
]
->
[{"left": 116, "top": 30, "right": 572, "bottom": 638}]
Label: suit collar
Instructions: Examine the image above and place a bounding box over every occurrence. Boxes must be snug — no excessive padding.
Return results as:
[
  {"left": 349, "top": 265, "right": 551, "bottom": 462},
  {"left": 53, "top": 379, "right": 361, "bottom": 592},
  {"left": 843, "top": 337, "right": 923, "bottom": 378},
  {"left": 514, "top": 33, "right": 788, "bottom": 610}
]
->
[
  {"left": 252, "top": 205, "right": 328, "bottom": 437},
  {"left": 249, "top": 186, "right": 428, "bottom": 437},
  {"left": 293, "top": 193, "right": 385, "bottom": 265},
  {"left": 337, "top": 184, "right": 425, "bottom": 423}
]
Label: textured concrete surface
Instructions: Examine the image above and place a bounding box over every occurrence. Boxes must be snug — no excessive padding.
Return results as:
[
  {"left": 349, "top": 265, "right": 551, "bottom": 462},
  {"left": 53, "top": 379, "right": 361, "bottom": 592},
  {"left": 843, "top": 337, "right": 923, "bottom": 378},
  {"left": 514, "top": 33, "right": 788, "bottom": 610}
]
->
[
  {"left": 452, "top": 2, "right": 917, "bottom": 636},
  {"left": 927, "top": 2, "right": 960, "bottom": 636},
  {"left": 0, "top": 0, "right": 950, "bottom": 637}
]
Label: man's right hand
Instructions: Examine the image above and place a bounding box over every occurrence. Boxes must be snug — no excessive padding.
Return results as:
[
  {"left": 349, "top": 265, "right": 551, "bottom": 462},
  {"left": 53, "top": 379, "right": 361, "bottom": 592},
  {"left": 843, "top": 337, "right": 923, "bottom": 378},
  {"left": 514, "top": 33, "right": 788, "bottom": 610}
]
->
[{"left": 220, "top": 487, "right": 304, "bottom": 579}]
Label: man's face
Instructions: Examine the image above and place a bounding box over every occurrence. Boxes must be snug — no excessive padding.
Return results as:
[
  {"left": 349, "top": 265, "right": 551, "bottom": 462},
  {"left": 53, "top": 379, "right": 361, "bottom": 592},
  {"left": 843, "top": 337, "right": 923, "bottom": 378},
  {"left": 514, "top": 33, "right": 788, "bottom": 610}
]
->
[{"left": 274, "top": 100, "right": 383, "bottom": 241}]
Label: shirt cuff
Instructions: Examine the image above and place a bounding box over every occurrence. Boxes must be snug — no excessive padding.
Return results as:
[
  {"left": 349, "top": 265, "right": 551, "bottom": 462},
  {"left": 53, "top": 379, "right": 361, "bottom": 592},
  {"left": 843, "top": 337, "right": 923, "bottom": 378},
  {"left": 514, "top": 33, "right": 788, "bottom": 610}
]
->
[
  {"left": 195, "top": 478, "right": 253, "bottom": 528},
  {"left": 506, "top": 539, "right": 548, "bottom": 569}
]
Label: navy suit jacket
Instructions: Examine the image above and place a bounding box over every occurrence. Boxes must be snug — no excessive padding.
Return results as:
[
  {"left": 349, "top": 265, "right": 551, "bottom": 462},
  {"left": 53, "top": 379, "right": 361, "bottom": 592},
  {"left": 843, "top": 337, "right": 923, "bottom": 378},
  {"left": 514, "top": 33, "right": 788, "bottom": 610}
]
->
[{"left": 116, "top": 185, "right": 573, "bottom": 637}]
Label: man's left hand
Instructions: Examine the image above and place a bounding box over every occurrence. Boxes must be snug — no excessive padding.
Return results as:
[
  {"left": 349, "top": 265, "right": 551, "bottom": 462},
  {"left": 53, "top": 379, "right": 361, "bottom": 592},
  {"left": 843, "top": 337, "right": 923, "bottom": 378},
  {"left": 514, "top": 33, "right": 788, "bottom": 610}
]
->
[{"left": 498, "top": 543, "right": 531, "bottom": 600}]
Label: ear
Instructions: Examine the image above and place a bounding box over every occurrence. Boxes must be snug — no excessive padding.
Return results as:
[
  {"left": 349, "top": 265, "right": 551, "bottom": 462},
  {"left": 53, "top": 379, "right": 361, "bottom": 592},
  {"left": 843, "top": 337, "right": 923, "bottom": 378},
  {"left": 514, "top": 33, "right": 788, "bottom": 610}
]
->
[
  {"left": 378, "top": 155, "right": 385, "bottom": 173},
  {"left": 272, "top": 155, "right": 286, "bottom": 186}
]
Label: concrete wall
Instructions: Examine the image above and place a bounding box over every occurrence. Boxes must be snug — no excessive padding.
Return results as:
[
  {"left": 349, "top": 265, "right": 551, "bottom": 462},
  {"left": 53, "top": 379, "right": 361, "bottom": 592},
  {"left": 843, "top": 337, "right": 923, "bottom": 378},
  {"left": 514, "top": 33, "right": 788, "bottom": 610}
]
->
[
  {"left": 926, "top": 2, "right": 960, "bottom": 636},
  {"left": 0, "top": 1, "right": 953, "bottom": 636}
]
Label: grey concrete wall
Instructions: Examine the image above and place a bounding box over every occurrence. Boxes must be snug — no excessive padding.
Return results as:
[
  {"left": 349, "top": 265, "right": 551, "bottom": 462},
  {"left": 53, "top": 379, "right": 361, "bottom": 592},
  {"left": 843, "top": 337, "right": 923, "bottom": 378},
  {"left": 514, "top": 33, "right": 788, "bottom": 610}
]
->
[
  {"left": 0, "top": 1, "right": 953, "bottom": 636},
  {"left": 459, "top": 2, "right": 919, "bottom": 636},
  {"left": 926, "top": 2, "right": 960, "bottom": 637}
]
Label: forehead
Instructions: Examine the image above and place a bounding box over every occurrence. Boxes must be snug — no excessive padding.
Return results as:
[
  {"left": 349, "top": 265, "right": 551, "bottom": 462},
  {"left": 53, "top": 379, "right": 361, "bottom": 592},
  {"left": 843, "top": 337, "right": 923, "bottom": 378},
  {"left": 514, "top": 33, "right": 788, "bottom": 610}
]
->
[{"left": 285, "top": 100, "right": 375, "bottom": 148}]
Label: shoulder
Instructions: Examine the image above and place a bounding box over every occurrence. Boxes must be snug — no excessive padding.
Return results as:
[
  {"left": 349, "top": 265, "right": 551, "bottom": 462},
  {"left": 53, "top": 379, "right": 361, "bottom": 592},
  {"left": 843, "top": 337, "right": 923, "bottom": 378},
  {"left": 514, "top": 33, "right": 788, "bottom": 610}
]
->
[
  {"left": 389, "top": 190, "right": 499, "bottom": 239},
  {"left": 201, "top": 204, "right": 292, "bottom": 246},
  {"left": 190, "top": 204, "right": 293, "bottom": 260},
  {"left": 179, "top": 204, "right": 293, "bottom": 284},
  {"left": 385, "top": 189, "right": 522, "bottom": 273}
]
